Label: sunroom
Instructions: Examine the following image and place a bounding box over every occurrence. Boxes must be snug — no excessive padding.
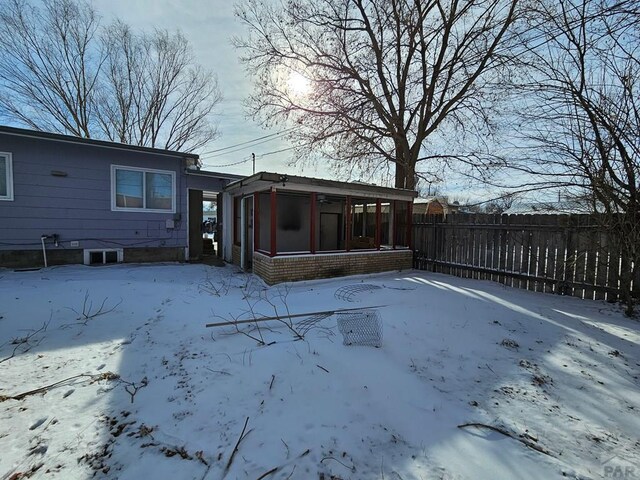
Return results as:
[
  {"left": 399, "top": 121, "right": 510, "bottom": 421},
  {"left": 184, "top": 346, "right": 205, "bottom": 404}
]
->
[{"left": 221, "top": 172, "right": 417, "bottom": 284}]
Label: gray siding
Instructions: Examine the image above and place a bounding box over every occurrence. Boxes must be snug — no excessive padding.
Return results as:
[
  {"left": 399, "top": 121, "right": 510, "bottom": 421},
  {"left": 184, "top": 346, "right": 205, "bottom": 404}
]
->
[{"left": 0, "top": 132, "right": 189, "bottom": 252}]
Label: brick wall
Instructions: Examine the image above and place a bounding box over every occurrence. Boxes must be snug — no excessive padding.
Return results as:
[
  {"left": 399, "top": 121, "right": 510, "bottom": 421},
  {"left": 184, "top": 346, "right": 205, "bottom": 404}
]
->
[
  {"left": 253, "top": 249, "right": 413, "bottom": 285},
  {"left": 232, "top": 244, "right": 241, "bottom": 266}
]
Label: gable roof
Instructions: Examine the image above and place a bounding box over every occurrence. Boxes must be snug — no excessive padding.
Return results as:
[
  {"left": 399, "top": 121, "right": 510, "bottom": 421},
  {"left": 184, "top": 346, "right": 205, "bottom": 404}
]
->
[{"left": 0, "top": 125, "right": 199, "bottom": 160}]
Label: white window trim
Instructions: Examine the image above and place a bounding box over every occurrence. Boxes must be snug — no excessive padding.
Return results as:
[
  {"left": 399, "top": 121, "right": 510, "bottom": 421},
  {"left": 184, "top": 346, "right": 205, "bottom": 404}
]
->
[
  {"left": 111, "top": 164, "right": 176, "bottom": 213},
  {"left": 83, "top": 248, "right": 124, "bottom": 265},
  {"left": 0, "top": 152, "right": 14, "bottom": 201}
]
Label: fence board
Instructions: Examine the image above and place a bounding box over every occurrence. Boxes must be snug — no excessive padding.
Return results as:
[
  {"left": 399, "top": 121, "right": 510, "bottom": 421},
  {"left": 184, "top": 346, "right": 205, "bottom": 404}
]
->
[{"left": 412, "top": 212, "right": 636, "bottom": 303}]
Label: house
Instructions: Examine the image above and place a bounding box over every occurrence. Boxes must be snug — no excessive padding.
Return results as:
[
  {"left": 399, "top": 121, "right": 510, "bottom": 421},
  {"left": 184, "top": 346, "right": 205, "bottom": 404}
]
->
[
  {"left": 221, "top": 172, "right": 417, "bottom": 284},
  {"left": 503, "top": 200, "right": 591, "bottom": 215},
  {"left": 413, "top": 197, "right": 460, "bottom": 216},
  {"left": 0, "top": 125, "right": 240, "bottom": 268}
]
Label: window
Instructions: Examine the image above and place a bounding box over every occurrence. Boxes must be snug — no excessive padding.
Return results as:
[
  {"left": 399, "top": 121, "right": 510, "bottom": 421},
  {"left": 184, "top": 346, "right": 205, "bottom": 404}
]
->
[
  {"left": 0, "top": 153, "right": 13, "bottom": 201},
  {"left": 350, "top": 198, "right": 377, "bottom": 249},
  {"left": 84, "top": 249, "right": 123, "bottom": 265},
  {"left": 111, "top": 165, "right": 175, "bottom": 212}
]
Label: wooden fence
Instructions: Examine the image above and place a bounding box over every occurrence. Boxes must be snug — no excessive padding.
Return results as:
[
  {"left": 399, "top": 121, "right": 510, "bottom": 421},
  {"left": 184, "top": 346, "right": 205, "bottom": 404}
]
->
[{"left": 412, "top": 213, "right": 639, "bottom": 301}]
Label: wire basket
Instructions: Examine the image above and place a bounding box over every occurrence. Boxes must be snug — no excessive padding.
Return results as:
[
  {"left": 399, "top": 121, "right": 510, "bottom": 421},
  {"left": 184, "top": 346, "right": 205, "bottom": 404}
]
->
[{"left": 336, "top": 309, "right": 382, "bottom": 347}]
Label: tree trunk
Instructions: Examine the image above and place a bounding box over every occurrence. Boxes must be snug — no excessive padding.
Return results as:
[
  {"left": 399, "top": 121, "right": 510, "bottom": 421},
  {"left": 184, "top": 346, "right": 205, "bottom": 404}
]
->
[
  {"left": 395, "top": 162, "right": 406, "bottom": 189},
  {"left": 395, "top": 160, "right": 416, "bottom": 190}
]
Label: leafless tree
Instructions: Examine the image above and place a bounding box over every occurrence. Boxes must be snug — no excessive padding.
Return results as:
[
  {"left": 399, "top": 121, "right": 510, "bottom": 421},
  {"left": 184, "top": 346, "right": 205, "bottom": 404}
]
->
[
  {"left": 98, "top": 23, "right": 221, "bottom": 151},
  {"left": 0, "top": 0, "right": 221, "bottom": 152},
  {"left": 234, "top": 0, "right": 523, "bottom": 189},
  {"left": 513, "top": 0, "right": 639, "bottom": 314},
  {"left": 0, "top": 0, "right": 101, "bottom": 137},
  {"left": 482, "top": 192, "right": 518, "bottom": 214}
]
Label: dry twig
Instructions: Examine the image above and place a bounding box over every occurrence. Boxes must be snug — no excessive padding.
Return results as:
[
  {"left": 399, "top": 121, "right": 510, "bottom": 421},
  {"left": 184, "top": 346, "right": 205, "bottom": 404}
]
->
[
  {"left": 68, "top": 290, "right": 122, "bottom": 325},
  {"left": 224, "top": 417, "right": 252, "bottom": 475},
  {"left": 0, "top": 316, "right": 50, "bottom": 364}
]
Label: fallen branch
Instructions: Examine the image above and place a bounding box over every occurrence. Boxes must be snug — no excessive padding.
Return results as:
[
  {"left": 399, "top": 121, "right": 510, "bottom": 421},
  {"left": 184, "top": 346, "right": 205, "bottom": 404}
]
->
[
  {"left": 316, "top": 364, "right": 330, "bottom": 373},
  {"left": 320, "top": 455, "right": 355, "bottom": 472},
  {"left": 0, "top": 372, "right": 120, "bottom": 402},
  {"left": 224, "top": 417, "right": 252, "bottom": 475},
  {"left": 1, "top": 317, "right": 50, "bottom": 364},
  {"left": 68, "top": 291, "right": 122, "bottom": 325},
  {"left": 457, "top": 423, "right": 553, "bottom": 457},
  {"left": 122, "top": 377, "right": 148, "bottom": 403},
  {"left": 255, "top": 467, "right": 279, "bottom": 479},
  {"left": 254, "top": 449, "right": 310, "bottom": 480},
  {"left": 205, "top": 305, "right": 387, "bottom": 328}
]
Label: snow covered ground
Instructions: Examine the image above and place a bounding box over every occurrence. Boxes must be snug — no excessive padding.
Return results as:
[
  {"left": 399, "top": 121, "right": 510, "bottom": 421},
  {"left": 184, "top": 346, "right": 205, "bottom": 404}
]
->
[{"left": 0, "top": 264, "right": 638, "bottom": 479}]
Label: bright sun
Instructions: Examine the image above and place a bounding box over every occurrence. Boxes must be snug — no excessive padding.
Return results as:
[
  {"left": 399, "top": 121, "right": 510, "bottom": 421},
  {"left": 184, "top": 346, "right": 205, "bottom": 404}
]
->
[{"left": 287, "top": 71, "right": 311, "bottom": 96}]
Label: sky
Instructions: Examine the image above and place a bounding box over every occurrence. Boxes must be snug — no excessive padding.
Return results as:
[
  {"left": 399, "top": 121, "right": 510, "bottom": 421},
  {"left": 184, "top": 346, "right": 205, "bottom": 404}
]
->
[{"left": 93, "top": 0, "right": 322, "bottom": 179}]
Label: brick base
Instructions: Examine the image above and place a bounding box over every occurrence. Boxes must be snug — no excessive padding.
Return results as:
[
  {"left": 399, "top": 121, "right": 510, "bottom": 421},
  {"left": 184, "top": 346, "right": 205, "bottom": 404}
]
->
[
  {"left": 253, "top": 249, "right": 413, "bottom": 285},
  {"left": 232, "top": 244, "right": 241, "bottom": 266}
]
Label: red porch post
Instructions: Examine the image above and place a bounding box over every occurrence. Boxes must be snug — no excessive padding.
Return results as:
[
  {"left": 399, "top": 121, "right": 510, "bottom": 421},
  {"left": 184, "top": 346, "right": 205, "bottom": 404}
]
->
[
  {"left": 392, "top": 200, "right": 397, "bottom": 249},
  {"left": 375, "top": 199, "right": 381, "bottom": 250},
  {"left": 310, "top": 192, "right": 316, "bottom": 254},
  {"left": 270, "top": 189, "right": 277, "bottom": 257}
]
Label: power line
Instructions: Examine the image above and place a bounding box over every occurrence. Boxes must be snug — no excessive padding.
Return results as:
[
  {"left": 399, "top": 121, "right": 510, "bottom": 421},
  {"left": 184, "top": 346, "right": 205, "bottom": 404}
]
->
[
  {"left": 199, "top": 129, "right": 294, "bottom": 156},
  {"left": 258, "top": 144, "right": 299, "bottom": 158},
  {"left": 201, "top": 156, "right": 253, "bottom": 168},
  {"left": 200, "top": 135, "right": 292, "bottom": 160}
]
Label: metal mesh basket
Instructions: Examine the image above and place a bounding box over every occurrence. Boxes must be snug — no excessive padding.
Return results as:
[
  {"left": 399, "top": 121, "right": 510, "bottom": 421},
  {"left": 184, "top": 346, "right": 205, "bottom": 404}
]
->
[
  {"left": 336, "top": 309, "right": 382, "bottom": 347},
  {"left": 334, "top": 284, "right": 382, "bottom": 302}
]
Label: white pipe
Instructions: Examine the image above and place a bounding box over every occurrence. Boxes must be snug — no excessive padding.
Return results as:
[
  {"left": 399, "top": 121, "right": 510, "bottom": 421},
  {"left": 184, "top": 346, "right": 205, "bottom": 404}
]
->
[{"left": 41, "top": 236, "right": 48, "bottom": 268}]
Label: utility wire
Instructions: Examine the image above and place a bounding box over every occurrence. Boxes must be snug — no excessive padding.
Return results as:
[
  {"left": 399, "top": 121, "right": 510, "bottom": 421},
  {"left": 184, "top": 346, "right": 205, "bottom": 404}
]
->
[
  {"left": 199, "top": 129, "right": 294, "bottom": 156},
  {"left": 200, "top": 135, "right": 291, "bottom": 160},
  {"left": 201, "top": 156, "right": 253, "bottom": 168}
]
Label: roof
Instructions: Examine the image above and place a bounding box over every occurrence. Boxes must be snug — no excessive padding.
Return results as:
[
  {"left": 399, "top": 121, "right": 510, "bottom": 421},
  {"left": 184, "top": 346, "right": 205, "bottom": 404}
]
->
[
  {"left": 223, "top": 171, "right": 417, "bottom": 200},
  {"left": 504, "top": 201, "right": 591, "bottom": 215},
  {"left": 185, "top": 168, "right": 244, "bottom": 181},
  {"left": 0, "top": 125, "right": 199, "bottom": 160},
  {"left": 414, "top": 196, "right": 454, "bottom": 204}
]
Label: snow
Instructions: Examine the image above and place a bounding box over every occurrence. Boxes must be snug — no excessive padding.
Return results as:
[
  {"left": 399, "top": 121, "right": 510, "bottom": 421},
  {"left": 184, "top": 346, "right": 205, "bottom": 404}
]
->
[{"left": 0, "top": 264, "right": 638, "bottom": 479}]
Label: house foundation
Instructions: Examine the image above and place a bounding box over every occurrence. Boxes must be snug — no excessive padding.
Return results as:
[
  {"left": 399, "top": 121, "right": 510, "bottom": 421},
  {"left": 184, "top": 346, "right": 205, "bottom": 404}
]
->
[{"left": 252, "top": 249, "right": 413, "bottom": 285}]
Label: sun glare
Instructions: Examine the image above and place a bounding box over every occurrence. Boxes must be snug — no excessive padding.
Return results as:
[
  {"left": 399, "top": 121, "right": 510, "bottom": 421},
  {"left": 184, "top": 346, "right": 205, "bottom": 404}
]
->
[{"left": 287, "top": 71, "right": 311, "bottom": 96}]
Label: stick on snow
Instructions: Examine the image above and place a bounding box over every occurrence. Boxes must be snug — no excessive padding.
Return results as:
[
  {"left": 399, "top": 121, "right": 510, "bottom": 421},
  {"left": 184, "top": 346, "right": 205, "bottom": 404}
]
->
[{"left": 205, "top": 305, "right": 387, "bottom": 328}]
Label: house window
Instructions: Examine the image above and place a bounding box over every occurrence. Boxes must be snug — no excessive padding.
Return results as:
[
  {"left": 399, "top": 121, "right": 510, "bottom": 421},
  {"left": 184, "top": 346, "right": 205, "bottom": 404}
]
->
[
  {"left": 111, "top": 165, "right": 175, "bottom": 212},
  {"left": 0, "top": 153, "right": 14, "bottom": 201}
]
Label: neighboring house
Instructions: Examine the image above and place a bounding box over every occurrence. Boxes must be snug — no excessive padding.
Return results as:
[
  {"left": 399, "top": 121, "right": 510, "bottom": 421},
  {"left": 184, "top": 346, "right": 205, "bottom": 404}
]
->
[
  {"left": 503, "top": 200, "right": 591, "bottom": 215},
  {"left": 0, "top": 125, "right": 240, "bottom": 268},
  {"left": 222, "top": 172, "right": 417, "bottom": 284},
  {"left": 413, "top": 197, "right": 460, "bottom": 216}
]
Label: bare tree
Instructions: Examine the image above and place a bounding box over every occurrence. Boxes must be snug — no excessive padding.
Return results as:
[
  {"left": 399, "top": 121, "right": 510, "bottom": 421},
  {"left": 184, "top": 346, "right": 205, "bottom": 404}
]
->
[
  {"left": 0, "top": 0, "right": 102, "bottom": 137},
  {"left": 483, "top": 191, "right": 518, "bottom": 214},
  {"left": 234, "top": 0, "right": 522, "bottom": 189},
  {"left": 98, "top": 23, "right": 221, "bottom": 151},
  {"left": 514, "top": 0, "right": 639, "bottom": 314},
  {"left": 0, "top": 0, "right": 221, "bottom": 152}
]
